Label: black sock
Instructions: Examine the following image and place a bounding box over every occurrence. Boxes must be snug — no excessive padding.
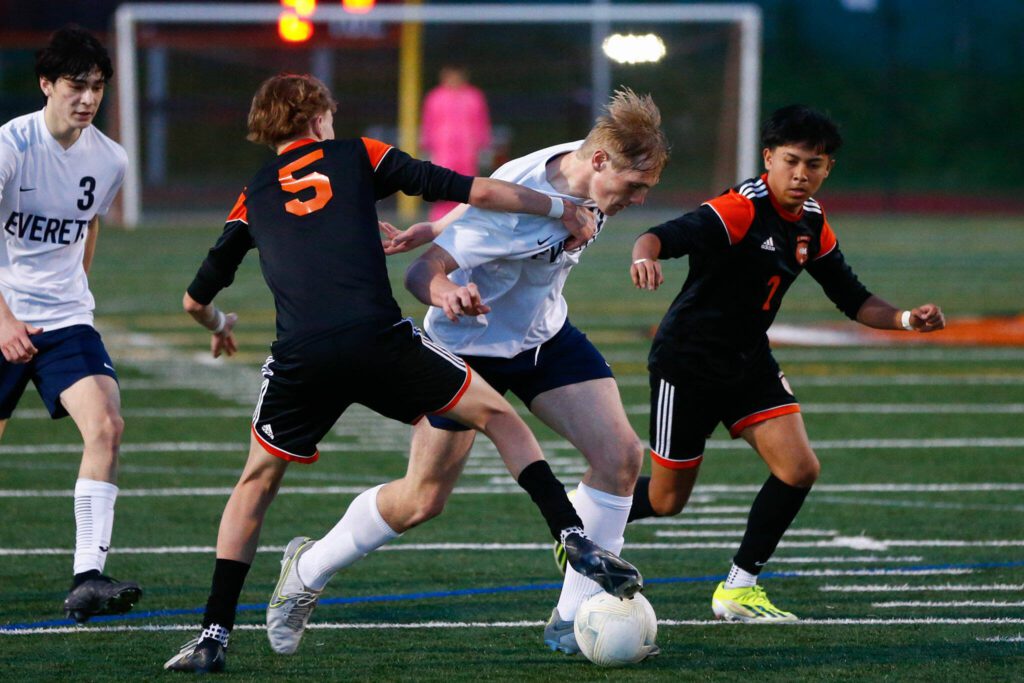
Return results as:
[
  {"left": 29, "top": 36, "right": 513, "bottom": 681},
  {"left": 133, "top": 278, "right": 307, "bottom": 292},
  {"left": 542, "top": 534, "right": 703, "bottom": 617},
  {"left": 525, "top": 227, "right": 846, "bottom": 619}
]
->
[
  {"left": 202, "top": 558, "right": 251, "bottom": 631},
  {"left": 733, "top": 474, "right": 811, "bottom": 575},
  {"left": 627, "top": 476, "right": 656, "bottom": 522},
  {"left": 516, "top": 460, "right": 584, "bottom": 541}
]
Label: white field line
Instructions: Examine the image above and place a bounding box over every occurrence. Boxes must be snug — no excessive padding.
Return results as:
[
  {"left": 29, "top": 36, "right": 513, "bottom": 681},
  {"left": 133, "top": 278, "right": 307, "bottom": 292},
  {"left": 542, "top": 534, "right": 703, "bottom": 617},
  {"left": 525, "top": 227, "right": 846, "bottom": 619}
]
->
[
  {"left": 774, "top": 556, "right": 923, "bottom": 564},
  {"left": 873, "top": 601, "right": 1024, "bottom": 608},
  {"left": 5, "top": 437, "right": 1024, "bottom": 456},
  {"left": 14, "top": 402, "right": 1024, "bottom": 420},
  {"left": 7, "top": 617, "right": 1024, "bottom": 636},
  {"left": 810, "top": 495, "right": 1024, "bottom": 513},
  {"left": 603, "top": 348, "right": 1024, "bottom": 364},
  {"left": 821, "top": 584, "right": 1024, "bottom": 593},
  {"left": 631, "top": 517, "right": 749, "bottom": 526},
  {"left": 0, "top": 541, "right": 1010, "bottom": 557},
  {"left": 655, "top": 529, "right": 837, "bottom": 538},
  {"left": 978, "top": 635, "right": 1024, "bottom": 642},
  {"left": 5, "top": 482, "right": 1024, "bottom": 499},
  {"left": 614, "top": 374, "right": 1024, "bottom": 387},
  {"left": 618, "top": 403, "right": 1024, "bottom": 415}
]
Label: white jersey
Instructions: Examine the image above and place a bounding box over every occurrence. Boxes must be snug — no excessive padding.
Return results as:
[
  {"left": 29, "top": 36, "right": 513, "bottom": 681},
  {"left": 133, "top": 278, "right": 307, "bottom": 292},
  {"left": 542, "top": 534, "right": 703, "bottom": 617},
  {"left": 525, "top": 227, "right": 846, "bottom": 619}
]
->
[
  {"left": 425, "top": 141, "right": 605, "bottom": 357},
  {"left": 0, "top": 109, "right": 126, "bottom": 331}
]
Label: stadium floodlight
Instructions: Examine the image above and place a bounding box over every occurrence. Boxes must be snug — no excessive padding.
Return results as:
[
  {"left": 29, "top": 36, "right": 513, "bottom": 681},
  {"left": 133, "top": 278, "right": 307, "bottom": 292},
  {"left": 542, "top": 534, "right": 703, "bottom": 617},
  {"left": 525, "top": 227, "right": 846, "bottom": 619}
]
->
[
  {"left": 602, "top": 33, "right": 667, "bottom": 65},
  {"left": 114, "top": 3, "right": 762, "bottom": 227}
]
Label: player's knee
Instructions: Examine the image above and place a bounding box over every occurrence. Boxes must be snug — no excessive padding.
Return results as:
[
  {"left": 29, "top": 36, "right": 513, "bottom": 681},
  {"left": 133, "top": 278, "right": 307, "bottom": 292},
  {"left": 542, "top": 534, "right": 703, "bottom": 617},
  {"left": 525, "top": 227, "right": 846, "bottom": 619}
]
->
[
  {"left": 779, "top": 453, "right": 820, "bottom": 488},
  {"left": 84, "top": 411, "right": 125, "bottom": 451},
  {"left": 649, "top": 486, "right": 690, "bottom": 517},
  {"left": 583, "top": 435, "right": 643, "bottom": 491}
]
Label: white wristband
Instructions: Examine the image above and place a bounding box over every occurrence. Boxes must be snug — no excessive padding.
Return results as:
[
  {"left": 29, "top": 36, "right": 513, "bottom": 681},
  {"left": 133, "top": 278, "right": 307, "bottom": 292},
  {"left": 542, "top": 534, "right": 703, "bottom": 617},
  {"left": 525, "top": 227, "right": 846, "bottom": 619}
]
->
[
  {"left": 211, "top": 309, "right": 227, "bottom": 334},
  {"left": 632, "top": 258, "right": 649, "bottom": 265},
  {"left": 900, "top": 310, "right": 914, "bottom": 331},
  {"left": 547, "top": 197, "right": 565, "bottom": 219}
]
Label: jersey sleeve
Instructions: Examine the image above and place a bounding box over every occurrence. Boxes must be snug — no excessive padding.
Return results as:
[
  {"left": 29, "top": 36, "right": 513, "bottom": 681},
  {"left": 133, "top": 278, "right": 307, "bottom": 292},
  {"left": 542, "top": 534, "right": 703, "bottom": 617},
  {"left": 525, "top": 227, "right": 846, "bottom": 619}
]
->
[
  {"left": 645, "top": 204, "right": 733, "bottom": 259},
  {"left": 433, "top": 209, "right": 540, "bottom": 270},
  {"left": 96, "top": 147, "right": 128, "bottom": 216},
  {"left": 186, "top": 191, "right": 256, "bottom": 304},
  {"left": 362, "top": 138, "right": 474, "bottom": 203},
  {"left": 806, "top": 241, "right": 872, "bottom": 320},
  {"left": 0, "top": 137, "right": 18, "bottom": 205}
]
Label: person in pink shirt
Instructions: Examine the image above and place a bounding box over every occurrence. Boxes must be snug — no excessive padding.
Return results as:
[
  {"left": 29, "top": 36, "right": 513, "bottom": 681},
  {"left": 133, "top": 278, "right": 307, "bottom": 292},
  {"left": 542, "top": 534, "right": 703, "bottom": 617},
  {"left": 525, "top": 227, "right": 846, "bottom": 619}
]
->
[{"left": 420, "top": 65, "right": 492, "bottom": 220}]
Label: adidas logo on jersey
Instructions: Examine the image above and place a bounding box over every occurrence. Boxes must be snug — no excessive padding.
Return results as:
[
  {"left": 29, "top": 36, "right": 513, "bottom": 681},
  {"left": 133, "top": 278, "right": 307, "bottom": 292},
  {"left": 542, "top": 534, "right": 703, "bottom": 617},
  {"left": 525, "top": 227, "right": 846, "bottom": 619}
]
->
[
  {"left": 261, "top": 423, "right": 275, "bottom": 440},
  {"left": 761, "top": 237, "right": 776, "bottom": 252}
]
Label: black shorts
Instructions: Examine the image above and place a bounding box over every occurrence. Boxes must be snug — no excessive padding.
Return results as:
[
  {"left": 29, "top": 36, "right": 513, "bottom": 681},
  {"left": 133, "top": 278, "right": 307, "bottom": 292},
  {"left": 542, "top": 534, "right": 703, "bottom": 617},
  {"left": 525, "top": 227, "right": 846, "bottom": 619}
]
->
[
  {"left": 648, "top": 352, "right": 799, "bottom": 470},
  {"left": 0, "top": 324, "right": 118, "bottom": 420},
  {"left": 252, "top": 319, "right": 469, "bottom": 463},
  {"left": 427, "top": 320, "right": 613, "bottom": 432}
]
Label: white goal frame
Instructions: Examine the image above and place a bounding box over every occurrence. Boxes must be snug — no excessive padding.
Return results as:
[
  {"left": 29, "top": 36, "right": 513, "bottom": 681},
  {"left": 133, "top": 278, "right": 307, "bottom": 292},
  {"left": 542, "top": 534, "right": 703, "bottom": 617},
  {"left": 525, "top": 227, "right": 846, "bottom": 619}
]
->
[{"left": 114, "top": 2, "right": 762, "bottom": 227}]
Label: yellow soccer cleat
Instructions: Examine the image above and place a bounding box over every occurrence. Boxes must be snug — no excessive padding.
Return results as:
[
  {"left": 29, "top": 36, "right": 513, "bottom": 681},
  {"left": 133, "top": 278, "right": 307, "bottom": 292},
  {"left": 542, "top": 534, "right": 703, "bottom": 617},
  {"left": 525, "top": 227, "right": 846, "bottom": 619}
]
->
[{"left": 711, "top": 582, "right": 798, "bottom": 622}]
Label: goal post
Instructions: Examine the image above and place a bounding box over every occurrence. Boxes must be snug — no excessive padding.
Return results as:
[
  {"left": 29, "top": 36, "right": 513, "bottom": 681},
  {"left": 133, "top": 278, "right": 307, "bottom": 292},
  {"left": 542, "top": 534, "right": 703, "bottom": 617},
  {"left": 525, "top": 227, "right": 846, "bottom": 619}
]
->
[{"left": 114, "top": 2, "right": 762, "bottom": 227}]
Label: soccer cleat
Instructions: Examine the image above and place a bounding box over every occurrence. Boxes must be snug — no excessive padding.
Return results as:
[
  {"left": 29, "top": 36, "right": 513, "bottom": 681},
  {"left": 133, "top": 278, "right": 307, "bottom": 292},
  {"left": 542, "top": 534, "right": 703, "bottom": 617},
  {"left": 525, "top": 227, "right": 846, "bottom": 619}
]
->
[
  {"left": 266, "top": 536, "right": 323, "bottom": 655},
  {"left": 553, "top": 539, "right": 568, "bottom": 576},
  {"left": 62, "top": 572, "right": 142, "bottom": 623},
  {"left": 551, "top": 489, "right": 578, "bottom": 576},
  {"left": 164, "top": 625, "right": 229, "bottom": 673},
  {"left": 543, "top": 607, "right": 580, "bottom": 655},
  {"left": 561, "top": 528, "right": 643, "bottom": 599},
  {"left": 711, "top": 582, "right": 798, "bottom": 622}
]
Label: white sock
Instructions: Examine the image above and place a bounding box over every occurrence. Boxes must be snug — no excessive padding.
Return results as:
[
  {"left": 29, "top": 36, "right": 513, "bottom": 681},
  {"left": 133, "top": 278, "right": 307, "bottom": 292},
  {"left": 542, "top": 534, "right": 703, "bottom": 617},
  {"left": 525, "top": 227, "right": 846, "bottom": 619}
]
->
[
  {"left": 73, "top": 478, "right": 119, "bottom": 576},
  {"left": 555, "top": 481, "right": 632, "bottom": 621},
  {"left": 297, "top": 484, "right": 399, "bottom": 591},
  {"left": 724, "top": 563, "right": 758, "bottom": 589}
]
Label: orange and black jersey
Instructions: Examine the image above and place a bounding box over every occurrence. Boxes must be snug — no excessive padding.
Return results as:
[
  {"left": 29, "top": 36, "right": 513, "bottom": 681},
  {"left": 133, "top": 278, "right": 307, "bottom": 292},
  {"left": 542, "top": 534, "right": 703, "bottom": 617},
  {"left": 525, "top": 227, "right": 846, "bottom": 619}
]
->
[
  {"left": 647, "top": 174, "right": 871, "bottom": 381},
  {"left": 187, "top": 137, "right": 472, "bottom": 354}
]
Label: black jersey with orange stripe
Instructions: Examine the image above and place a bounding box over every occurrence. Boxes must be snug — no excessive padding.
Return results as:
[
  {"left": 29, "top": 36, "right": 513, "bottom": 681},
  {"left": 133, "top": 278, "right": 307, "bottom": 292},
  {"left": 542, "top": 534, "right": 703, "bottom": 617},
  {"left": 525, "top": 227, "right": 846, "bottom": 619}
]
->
[
  {"left": 646, "top": 174, "right": 871, "bottom": 381},
  {"left": 187, "top": 137, "right": 472, "bottom": 354}
]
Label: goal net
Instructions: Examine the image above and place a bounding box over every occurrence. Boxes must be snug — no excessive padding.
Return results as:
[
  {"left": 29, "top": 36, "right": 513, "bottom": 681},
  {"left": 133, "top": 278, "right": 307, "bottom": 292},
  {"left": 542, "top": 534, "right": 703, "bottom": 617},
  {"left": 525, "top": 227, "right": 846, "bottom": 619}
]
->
[{"left": 113, "top": 3, "right": 761, "bottom": 226}]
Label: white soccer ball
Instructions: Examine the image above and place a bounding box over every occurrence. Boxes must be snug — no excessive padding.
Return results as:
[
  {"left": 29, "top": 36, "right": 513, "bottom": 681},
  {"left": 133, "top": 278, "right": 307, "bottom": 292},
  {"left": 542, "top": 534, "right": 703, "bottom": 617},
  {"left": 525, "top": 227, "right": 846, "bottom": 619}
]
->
[{"left": 573, "top": 591, "right": 658, "bottom": 667}]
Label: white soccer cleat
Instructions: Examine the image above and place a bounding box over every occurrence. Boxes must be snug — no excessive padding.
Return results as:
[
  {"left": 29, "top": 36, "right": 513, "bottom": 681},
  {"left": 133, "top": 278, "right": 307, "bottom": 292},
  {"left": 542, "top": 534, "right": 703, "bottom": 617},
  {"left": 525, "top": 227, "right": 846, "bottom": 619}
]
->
[{"left": 266, "top": 536, "right": 323, "bottom": 654}]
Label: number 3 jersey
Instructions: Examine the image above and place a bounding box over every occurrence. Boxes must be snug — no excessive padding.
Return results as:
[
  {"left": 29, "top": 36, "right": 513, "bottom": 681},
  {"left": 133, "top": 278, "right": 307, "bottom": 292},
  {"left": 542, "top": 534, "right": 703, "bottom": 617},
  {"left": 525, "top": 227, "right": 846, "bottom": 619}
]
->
[
  {"left": 646, "top": 174, "right": 872, "bottom": 382},
  {"left": 0, "top": 109, "right": 127, "bottom": 331}
]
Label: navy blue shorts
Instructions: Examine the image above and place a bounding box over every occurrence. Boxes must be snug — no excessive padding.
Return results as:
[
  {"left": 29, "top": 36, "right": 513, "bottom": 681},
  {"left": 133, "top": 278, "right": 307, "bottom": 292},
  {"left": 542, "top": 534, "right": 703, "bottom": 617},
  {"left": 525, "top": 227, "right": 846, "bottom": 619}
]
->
[
  {"left": 428, "top": 320, "right": 613, "bottom": 432},
  {"left": 0, "top": 324, "right": 118, "bottom": 419}
]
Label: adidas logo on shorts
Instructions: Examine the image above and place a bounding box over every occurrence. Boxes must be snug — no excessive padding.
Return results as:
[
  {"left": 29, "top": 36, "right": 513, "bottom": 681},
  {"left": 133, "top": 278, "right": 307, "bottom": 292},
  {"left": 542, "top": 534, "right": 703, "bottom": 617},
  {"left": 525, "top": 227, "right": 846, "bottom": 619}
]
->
[
  {"left": 261, "top": 423, "right": 275, "bottom": 440},
  {"left": 761, "top": 237, "right": 776, "bottom": 252}
]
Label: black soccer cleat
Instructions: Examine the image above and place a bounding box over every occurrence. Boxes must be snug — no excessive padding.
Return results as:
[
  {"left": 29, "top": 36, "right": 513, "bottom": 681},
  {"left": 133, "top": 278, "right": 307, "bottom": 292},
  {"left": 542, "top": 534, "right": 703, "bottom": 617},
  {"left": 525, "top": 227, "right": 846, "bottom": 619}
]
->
[
  {"left": 164, "top": 633, "right": 227, "bottom": 674},
  {"left": 561, "top": 528, "right": 643, "bottom": 599},
  {"left": 62, "top": 572, "right": 142, "bottom": 623}
]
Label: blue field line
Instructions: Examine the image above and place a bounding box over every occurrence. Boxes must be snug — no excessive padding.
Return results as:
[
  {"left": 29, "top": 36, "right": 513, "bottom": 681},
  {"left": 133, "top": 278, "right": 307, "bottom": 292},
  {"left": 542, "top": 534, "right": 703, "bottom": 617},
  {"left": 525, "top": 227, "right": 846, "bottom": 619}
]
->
[{"left": 3, "top": 558, "right": 1023, "bottom": 632}]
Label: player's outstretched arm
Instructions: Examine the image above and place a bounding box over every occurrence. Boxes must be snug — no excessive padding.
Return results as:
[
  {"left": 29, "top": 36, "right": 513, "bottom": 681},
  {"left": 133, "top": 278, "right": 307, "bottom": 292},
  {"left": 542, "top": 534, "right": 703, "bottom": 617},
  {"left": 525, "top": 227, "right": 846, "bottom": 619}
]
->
[
  {"left": 630, "top": 232, "right": 665, "bottom": 291},
  {"left": 381, "top": 204, "right": 470, "bottom": 255},
  {"left": 467, "top": 178, "right": 596, "bottom": 247},
  {"left": 405, "top": 245, "right": 491, "bottom": 322},
  {"left": 855, "top": 295, "right": 946, "bottom": 333},
  {"left": 183, "top": 292, "right": 238, "bottom": 358}
]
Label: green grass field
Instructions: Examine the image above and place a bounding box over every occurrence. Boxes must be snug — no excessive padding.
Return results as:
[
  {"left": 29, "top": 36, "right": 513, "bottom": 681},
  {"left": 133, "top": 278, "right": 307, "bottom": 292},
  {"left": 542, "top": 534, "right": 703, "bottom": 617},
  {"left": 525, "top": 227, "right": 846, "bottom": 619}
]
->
[{"left": 2, "top": 212, "right": 1022, "bottom": 680}]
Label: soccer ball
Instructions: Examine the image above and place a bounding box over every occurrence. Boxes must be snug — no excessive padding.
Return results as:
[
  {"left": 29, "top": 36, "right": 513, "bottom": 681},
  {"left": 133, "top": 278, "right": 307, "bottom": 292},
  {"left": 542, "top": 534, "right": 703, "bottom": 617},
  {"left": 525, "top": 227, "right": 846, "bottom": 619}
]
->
[{"left": 573, "top": 592, "right": 658, "bottom": 667}]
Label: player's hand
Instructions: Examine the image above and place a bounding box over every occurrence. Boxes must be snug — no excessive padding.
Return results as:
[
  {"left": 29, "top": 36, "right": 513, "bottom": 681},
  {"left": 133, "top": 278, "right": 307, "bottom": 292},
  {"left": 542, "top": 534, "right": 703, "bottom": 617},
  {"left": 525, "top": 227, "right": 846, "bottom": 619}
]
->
[
  {"left": 211, "top": 312, "right": 238, "bottom": 358},
  {"left": 630, "top": 257, "right": 664, "bottom": 291},
  {"left": 439, "top": 284, "right": 491, "bottom": 322},
  {"left": 908, "top": 304, "right": 945, "bottom": 333},
  {"left": 382, "top": 221, "right": 438, "bottom": 255},
  {"left": 562, "top": 204, "right": 596, "bottom": 251},
  {"left": 0, "top": 316, "right": 42, "bottom": 364}
]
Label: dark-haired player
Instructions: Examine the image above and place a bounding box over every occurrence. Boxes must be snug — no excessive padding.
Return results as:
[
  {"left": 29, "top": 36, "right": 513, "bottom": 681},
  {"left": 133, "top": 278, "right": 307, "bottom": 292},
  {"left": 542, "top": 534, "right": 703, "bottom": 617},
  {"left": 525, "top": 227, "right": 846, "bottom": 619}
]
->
[
  {"left": 0, "top": 25, "right": 141, "bottom": 622},
  {"left": 163, "top": 73, "right": 639, "bottom": 674},
  {"left": 626, "top": 104, "right": 945, "bottom": 621}
]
